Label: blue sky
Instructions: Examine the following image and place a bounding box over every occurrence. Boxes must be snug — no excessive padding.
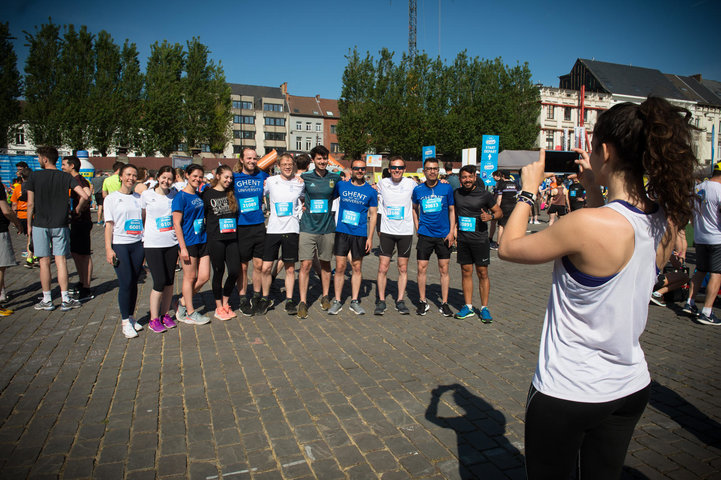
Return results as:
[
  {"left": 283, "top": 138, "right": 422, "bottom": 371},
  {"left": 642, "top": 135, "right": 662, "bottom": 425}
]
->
[{"left": 4, "top": 0, "right": 720, "bottom": 99}]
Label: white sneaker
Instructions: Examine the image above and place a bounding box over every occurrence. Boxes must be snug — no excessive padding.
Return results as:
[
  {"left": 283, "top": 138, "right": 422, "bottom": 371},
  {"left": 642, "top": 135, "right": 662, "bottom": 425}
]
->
[
  {"left": 182, "top": 310, "right": 211, "bottom": 325},
  {"left": 130, "top": 317, "right": 143, "bottom": 331},
  {"left": 122, "top": 322, "right": 139, "bottom": 338}
]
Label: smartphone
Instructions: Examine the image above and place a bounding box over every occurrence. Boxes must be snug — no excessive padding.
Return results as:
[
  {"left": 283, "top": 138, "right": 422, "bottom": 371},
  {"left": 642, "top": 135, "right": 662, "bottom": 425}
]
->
[
  {"left": 112, "top": 256, "right": 119, "bottom": 267},
  {"left": 545, "top": 151, "right": 580, "bottom": 174}
]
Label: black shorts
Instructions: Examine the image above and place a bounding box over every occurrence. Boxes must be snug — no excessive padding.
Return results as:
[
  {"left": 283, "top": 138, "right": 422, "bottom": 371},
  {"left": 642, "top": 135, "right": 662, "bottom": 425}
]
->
[
  {"left": 70, "top": 221, "right": 93, "bottom": 255},
  {"left": 695, "top": 243, "right": 721, "bottom": 273},
  {"left": 186, "top": 242, "right": 208, "bottom": 258},
  {"left": 379, "top": 233, "right": 413, "bottom": 258},
  {"left": 497, "top": 207, "right": 514, "bottom": 227},
  {"left": 237, "top": 223, "right": 265, "bottom": 262},
  {"left": 263, "top": 233, "right": 299, "bottom": 263},
  {"left": 457, "top": 238, "right": 490, "bottom": 266},
  {"left": 94, "top": 192, "right": 104, "bottom": 207},
  {"left": 416, "top": 234, "right": 451, "bottom": 261},
  {"left": 333, "top": 232, "right": 367, "bottom": 260},
  {"left": 547, "top": 205, "right": 567, "bottom": 216}
]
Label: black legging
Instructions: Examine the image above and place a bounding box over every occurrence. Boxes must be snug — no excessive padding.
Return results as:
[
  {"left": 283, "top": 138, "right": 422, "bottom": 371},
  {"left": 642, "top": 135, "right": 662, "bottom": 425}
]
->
[
  {"left": 207, "top": 238, "right": 240, "bottom": 300},
  {"left": 145, "top": 246, "right": 179, "bottom": 292},
  {"left": 525, "top": 383, "right": 650, "bottom": 480},
  {"left": 112, "top": 241, "right": 145, "bottom": 319}
]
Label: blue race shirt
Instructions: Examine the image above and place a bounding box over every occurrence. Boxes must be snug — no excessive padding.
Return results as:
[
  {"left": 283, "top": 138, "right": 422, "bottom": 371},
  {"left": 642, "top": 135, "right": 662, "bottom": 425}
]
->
[
  {"left": 412, "top": 181, "right": 454, "bottom": 238},
  {"left": 233, "top": 170, "right": 269, "bottom": 226},
  {"left": 172, "top": 190, "right": 207, "bottom": 246},
  {"left": 334, "top": 181, "right": 378, "bottom": 237}
]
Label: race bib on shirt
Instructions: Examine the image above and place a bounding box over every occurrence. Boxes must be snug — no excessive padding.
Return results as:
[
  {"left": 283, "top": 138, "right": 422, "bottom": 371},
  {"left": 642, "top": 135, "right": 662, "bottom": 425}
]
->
[
  {"left": 459, "top": 216, "right": 476, "bottom": 232},
  {"left": 219, "top": 218, "right": 236, "bottom": 233},
  {"left": 193, "top": 218, "right": 205, "bottom": 235},
  {"left": 124, "top": 219, "right": 143, "bottom": 235},
  {"left": 155, "top": 215, "right": 173, "bottom": 232},
  {"left": 386, "top": 206, "right": 404, "bottom": 220},
  {"left": 341, "top": 210, "right": 360, "bottom": 226},
  {"left": 275, "top": 202, "right": 293, "bottom": 217},
  {"left": 421, "top": 197, "right": 442, "bottom": 213},
  {"left": 309, "top": 199, "right": 328, "bottom": 213},
  {"left": 570, "top": 190, "right": 577, "bottom": 197},
  {"left": 240, "top": 197, "right": 259, "bottom": 213}
]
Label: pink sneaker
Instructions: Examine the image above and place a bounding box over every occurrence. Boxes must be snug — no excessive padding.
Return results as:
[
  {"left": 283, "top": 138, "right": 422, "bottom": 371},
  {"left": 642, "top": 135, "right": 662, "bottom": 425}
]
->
[
  {"left": 148, "top": 318, "right": 167, "bottom": 333},
  {"left": 161, "top": 314, "right": 177, "bottom": 329},
  {"left": 223, "top": 305, "right": 237, "bottom": 318},
  {"left": 214, "top": 307, "right": 233, "bottom": 321}
]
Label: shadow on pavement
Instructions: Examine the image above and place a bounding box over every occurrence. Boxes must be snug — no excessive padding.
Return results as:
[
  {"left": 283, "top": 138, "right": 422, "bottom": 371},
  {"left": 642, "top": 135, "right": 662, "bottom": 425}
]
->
[{"left": 425, "top": 383, "right": 523, "bottom": 478}]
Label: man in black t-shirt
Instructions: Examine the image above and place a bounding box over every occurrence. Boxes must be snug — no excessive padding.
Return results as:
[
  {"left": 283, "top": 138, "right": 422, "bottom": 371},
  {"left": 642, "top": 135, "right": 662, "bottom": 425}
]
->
[
  {"left": 453, "top": 165, "right": 503, "bottom": 323},
  {"left": 62, "top": 155, "right": 94, "bottom": 301},
  {"left": 494, "top": 170, "right": 518, "bottom": 247},
  {"left": 567, "top": 176, "right": 586, "bottom": 211}
]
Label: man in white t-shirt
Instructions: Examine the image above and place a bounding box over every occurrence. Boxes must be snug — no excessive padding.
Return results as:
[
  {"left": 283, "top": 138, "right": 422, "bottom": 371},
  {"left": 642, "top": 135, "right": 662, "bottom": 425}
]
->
[
  {"left": 684, "top": 163, "right": 721, "bottom": 325},
  {"left": 374, "top": 156, "right": 416, "bottom": 315},
  {"left": 258, "top": 153, "right": 305, "bottom": 315}
]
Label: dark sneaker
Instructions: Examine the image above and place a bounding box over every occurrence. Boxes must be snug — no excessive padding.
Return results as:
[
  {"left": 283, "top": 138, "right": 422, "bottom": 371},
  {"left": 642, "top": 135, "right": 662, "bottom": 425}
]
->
[
  {"left": 250, "top": 293, "right": 261, "bottom": 313},
  {"left": 479, "top": 306, "right": 493, "bottom": 323},
  {"left": 649, "top": 292, "right": 666, "bottom": 307},
  {"left": 61, "top": 299, "right": 82, "bottom": 311},
  {"left": 75, "top": 287, "right": 95, "bottom": 302},
  {"left": 681, "top": 303, "right": 699, "bottom": 316},
  {"left": 297, "top": 301, "right": 308, "bottom": 319},
  {"left": 68, "top": 282, "right": 81, "bottom": 295},
  {"left": 455, "top": 305, "right": 475, "bottom": 319},
  {"left": 416, "top": 301, "right": 430, "bottom": 316},
  {"left": 374, "top": 300, "right": 387, "bottom": 315},
  {"left": 24, "top": 258, "right": 34, "bottom": 269},
  {"left": 239, "top": 297, "right": 253, "bottom": 316},
  {"left": 490, "top": 241, "right": 499, "bottom": 250},
  {"left": 395, "top": 300, "right": 410, "bottom": 315},
  {"left": 328, "top": 299, "right": 343, "bottom": 315},
  {"left": 439, "top": 303, "right": 453, "bottom": 317},
  {"left": 285, "top": 299, "right": 298, "bottom": 315},
  {"left": 696, "top": 312, "right": 721, "bottom": 326},
  {"left": 349, "top": 300, "right": 365, "bottom": 315},
  {"left": 255, "top": 297, "right": 271, "bottom": 316},
  {"left": 320, "top": 295, "right": 331, "bottom": 311}
]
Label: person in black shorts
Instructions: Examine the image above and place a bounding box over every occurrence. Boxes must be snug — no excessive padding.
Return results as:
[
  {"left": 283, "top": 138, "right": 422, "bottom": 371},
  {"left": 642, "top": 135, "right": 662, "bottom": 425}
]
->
[
  {"left": 453, "top": 165, "right": 503, "bottom": 323},
  {"left": 62, "top": 156, "right": 95, "bottom": 301}
]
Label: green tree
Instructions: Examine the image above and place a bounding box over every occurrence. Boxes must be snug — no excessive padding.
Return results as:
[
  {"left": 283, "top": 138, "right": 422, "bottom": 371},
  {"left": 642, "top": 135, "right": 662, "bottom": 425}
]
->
[
  {"left": 143, "top": 40, "right": 184, "bottom": 156},
  {"left": 115, "top": 40, "right": 144, "bottom": 152},
  {"left": 337, "top": 48, "right": 375, "bottom": 159},
  {"left": 207, "top": 66, "right": 231, "bottom": 154},
  {"left": 23, "top": 20, "right": 63, "bottom": 147},
  {"left": 88, "top": 30, "right": 121, "bottom": 155},
  {"left": 0, "top": 22, "right": 22, "bottom": 150}
]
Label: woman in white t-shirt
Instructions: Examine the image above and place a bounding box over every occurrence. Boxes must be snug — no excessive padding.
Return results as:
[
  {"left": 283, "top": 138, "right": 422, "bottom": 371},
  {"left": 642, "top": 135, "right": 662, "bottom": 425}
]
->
[
  {"left": 104, "top": 164, "right": 146, "bottom": 339},
  {"left": 141, "top": 165, "right": 178, "bottom": 334},
  {"left": 499, "top": 98, "right": 697, "bottom": 479}
]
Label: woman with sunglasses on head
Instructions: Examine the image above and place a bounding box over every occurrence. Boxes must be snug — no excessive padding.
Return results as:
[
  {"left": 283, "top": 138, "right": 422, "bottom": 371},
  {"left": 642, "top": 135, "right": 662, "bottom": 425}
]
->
[
  {"left": 499, "top": 97, "right": 697, "bottom": 479},
  {"left": 172, "top": 164, "right": 211, "bottom": 325},
  {"left": 141, "top": 165, "right": 179, "bottom": 333},
  {"left": 202, "top": 165, "right": 240, "bottom": 321},
  {"left": 103, "top": 164, "right": 146, "bottom": 339}
]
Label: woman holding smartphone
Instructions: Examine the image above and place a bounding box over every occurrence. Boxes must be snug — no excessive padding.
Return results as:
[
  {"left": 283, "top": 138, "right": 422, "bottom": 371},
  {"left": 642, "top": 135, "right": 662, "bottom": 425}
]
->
[
  {"left": 141, "top": 165, "right": 179, "bottom": 333},
  {"left": 172, "top": 164, "right": 211, "bottom": 325},
  {"left": 499, "top": 97, "right": 696, "bottom": 479},
  {"left": 104, "top": 164, "right": 145, "bottom": 339}
]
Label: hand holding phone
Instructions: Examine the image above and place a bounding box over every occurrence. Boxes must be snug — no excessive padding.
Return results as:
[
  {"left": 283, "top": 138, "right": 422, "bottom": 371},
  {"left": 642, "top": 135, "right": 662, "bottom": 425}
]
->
[{"left": 544, "top": 151, "right": 580, "bottom": 174}]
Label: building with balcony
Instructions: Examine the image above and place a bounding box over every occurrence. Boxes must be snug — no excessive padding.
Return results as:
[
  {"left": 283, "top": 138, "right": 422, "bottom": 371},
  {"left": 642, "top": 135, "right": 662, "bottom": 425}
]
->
[{"left": 229, "top": 82, "right": 289, "bottom": 157}]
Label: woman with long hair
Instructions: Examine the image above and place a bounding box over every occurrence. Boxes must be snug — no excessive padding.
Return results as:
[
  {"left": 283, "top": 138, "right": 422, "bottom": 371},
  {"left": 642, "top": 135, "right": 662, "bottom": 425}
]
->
[
  {"left": 202, "top": 165, "right": 240, "bottom": 320},
  {"left": 141, "top": 165, "right": 179, "bottom": 333},
  {"left": 172, "top": 164, "right": 210, "bottom": 325},
  {"left": 499, "top": 97, "right": 697, "bottom": 479},
  {"left": 104, "top": 164, "right": 146, "bottom": 338}
]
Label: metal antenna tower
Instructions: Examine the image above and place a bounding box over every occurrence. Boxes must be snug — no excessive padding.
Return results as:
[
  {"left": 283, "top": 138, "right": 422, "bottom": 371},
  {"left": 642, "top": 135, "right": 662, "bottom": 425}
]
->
[{"left": 409, "top": 0, "right": 417, "bottom": 59}]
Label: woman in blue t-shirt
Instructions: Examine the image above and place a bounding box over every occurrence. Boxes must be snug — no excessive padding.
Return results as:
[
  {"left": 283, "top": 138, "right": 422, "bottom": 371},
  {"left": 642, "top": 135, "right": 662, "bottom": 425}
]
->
[{"left": 172, "top": 164, "right": 210, "bottom": 325}]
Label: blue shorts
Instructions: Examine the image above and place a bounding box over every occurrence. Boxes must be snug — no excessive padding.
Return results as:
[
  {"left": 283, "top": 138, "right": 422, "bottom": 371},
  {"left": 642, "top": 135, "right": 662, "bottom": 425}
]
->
[{"left": 32, "top": 226, "right": 70, "bottom": 258}]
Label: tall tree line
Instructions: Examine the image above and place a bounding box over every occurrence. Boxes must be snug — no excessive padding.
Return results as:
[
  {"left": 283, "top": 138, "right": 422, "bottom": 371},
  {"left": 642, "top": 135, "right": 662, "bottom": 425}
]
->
[
  {"left": 337, "top": 47, "right": 540, "bottom": 160},
  {"left": 2, "top": 19, "right": 231, "bottom": 156}
]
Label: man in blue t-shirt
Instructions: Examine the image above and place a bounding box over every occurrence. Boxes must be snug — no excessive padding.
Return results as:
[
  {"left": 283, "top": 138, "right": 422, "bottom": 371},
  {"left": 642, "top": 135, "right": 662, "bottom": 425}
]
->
[
  {"left": 233, "top": 147, "right": 269, "bottom": 315},
  {"left": 328, "top": 159, "right": 378, "bottom": 315},
  {"left": 412, "top": 157, "right": 455, "bottom": 317}
]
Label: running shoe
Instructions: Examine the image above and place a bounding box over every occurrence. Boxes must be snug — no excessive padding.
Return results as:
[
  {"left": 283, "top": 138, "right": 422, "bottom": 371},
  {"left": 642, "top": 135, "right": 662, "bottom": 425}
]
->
[
  {"left": 61, "top": 299, "right": 82, "bottom": 311},
  {"left": 75, "top": 287, "right": 95, "bottom": 302},
  {"left": 320, "top": 295, "right": 332, "bottom": 311},
  {"left": 238, "top": 297, "right": 253, "bottom": 316},
  {"left": 297, "top": 301, "right": 308, "bottom": 319},
  {"left": 24, "top": 258, "right": 34, "bottom": 269},
  {"left": 69, "top": 282, "right": 82, "bottom": 295},
  {"left": 284, "top": 299, "right": 298, "bottom": 315},
  {"left": 0, "top": 307, "right": 13, "bottom": 316},
  {"left": 130, "top": 317, "right": 143, "bottom": 331},
  {"left": 223, "top": 305, "right": 237, "bottom": 318},
  {"left": 479, "top": 307, "right": 493, "bottom": 323},
  {"left": 490, "top": 241, "right": 499, "bottom": 250},
  {"left": 649, "top": 292, "right": 666, "bottom": 307},
  {"left": 122, "top": 322, "right": 139, "bottom": 338},
  {"left": 395, "top": 300, "right": 410, "bottom": 315},
  {"left": 349, "top": 300, "right": 365, "bottom": 315},
  {"left": 161, "top": 314, "right": 177, "bottom": 329},
  {"left": 439, "top": 303, "right": 453, "bottom": 317},
  {"left": 374, "top": 300, "right": 387, "bottom": 316},
  {"left": 176, "top": 302, "right": 187, "bottom": 322},
  {"left": 696, "top": 312, "right": 721, "bottom": 326},
  {"left": 148, "top": 318, "right": 167, "bottom": 333},
  {"left": 328, "top": 299, "right": 343, "bottom": 315},
  {"left": 214, "top": 307, "right": 234, "bottom": 321},
  {"left": 183, "top": 311, "right": 210, "bottom": 325},
  {"left": 255, "top": 297, "right": 271, "bottom": 316},
  {"left": 416, "top": 300, "right": 430, "bottom": 316},
  {"left": 454, "top": 305, "right": 475, "bottom": 319},
  {"left": 34, "top": 300, "right": 55, "bottom": 311},
  {"left": 681, "top": 303, "right": 699, "bottom": 316}
]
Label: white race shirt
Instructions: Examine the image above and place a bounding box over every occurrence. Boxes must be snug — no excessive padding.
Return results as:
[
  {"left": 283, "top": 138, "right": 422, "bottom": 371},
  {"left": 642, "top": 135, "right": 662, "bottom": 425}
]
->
[
  {"left": 104, "top": 191, "right": 143, "bottom": 244},
  {"left": 265, "top": 175, "right": 305, "bottom": 234},
  {"left": 141, "top": 188, "right": 178, "bottom": 248},
  {"left": 693, "top": 179, "right": 721, "bottom": 244},
  {"left": 377, "top": 177, "right": 416, "bottom": 235}
]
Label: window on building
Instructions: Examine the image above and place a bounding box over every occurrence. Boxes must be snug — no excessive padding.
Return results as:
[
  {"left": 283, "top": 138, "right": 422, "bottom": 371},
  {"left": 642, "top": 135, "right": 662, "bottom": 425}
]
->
[
  {"left": 315, "top": 123, "right": 321, "bottom": 132},
  {"left": 305, "top": 137, "right": 312, "bottom": 150},
  {"left": 232, "top": 101, "right": 241, "bottom": 109},
  {"left": 331, "top": 143, "right": 340, "bottom": 153},
  {"left": 306, "top": 122, "right": 311, "bottom": 131},
  {"left": 15, "top": 131, "right": 24, "bottom": 145},
  {"left": 296, "top": 137, "right": 302, "bottom": 150},
  {"left": 330, "top": 124, "right": 337, "bottom": 134},
  {"left": 234, "top": 115, "right": 254, "bottom": 124},
  {"left": 547, "top": 105, "right": 554, "bottom": 119},
  {"left": 263, "top": 103, "right": 283, "bottom": 112},
  {"left": 583, "top": 110, "right": 588, "bottom": 123},
  {"left": 264, "top": 117, "right": 285, "bottom": 126},
  {"left": 233, "top": 130, "right": 241, "bottom": 139},
  {"left": 546, "top": 133, "right": 554, "bottom": 150},
  {"left": 177, "top": 143, "right": 187, "bottom": 152},
  {"left": 201, "top": 144, "right": 210, "bottom": 152},
  {"left": 241, "top": 130, "right": 254, "bottom": 139},
  {"left": 708, "top": 132, "right": 713, "bottom": 142},
  {"left": 295, "top": 121, "right": 302, "bottom": 131},
  {"left": 233, "top": 145, "right": 243, "bottom": 154},
  {"left": 265, "top": 132, "right": 286, "bottom": 141},
  {"left": 564, "top": 107, "right": 572, "bottom": 121}
]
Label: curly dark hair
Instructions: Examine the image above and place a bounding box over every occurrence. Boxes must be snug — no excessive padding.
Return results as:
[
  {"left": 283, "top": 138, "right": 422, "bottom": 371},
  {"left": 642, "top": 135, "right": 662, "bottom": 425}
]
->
[{"left": 593, "top": 97, "right": 698, "bottom": 227}]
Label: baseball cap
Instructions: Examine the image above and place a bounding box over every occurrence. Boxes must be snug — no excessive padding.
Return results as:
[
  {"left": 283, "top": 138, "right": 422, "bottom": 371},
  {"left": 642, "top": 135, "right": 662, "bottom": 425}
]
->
[{"left": 714, "top": 162, "right": 721, "bottom": 173}]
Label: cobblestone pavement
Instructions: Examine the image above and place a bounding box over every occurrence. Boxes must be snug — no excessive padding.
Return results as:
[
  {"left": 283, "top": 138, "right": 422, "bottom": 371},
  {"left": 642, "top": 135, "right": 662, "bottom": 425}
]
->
[{"left": 0, "top": 221, "right": 719, "bottom": 479}]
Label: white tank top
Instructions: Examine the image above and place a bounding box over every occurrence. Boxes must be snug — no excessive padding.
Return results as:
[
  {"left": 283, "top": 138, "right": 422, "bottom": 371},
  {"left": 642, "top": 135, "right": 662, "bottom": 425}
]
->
[{"left": 532, "top": 200, "right": 666, "bottom": 403}]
